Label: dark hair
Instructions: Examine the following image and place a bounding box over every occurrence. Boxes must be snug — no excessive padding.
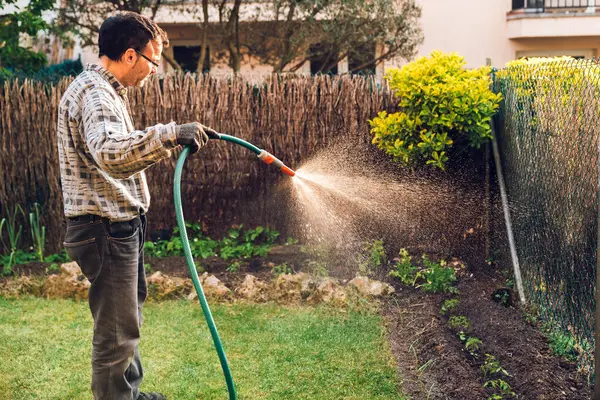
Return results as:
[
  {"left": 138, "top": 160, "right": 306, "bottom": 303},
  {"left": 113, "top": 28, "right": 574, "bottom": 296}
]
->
[{"left": 98, "top": 12, "right": 169, "bottom": 61}]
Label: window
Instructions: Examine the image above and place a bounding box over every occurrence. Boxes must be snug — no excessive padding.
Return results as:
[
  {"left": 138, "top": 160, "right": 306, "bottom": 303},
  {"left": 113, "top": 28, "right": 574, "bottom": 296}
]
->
[
  {"left": 309, "top": 43, "right": 338, "bottom": 75},
  {"left": 348, "top": 42, "right": 376, "bottom": 75},
  {"left": 173, "top": 45, "right": 210, "bottom": 73},
  {"left": 512, "top": 0, "right": 525, "bottom": 9}
]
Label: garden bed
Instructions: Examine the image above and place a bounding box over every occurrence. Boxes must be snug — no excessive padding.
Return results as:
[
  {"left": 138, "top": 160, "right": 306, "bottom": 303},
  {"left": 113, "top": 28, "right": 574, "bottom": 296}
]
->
[{"left": 383, "top": 261, "right": 591, "bottom": 400}]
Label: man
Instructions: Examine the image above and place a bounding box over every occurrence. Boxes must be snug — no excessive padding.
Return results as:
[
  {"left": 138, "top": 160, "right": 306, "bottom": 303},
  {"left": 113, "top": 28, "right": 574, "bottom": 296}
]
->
[{"left": 57, "top": 11, "right": 210, "bottom": 400}]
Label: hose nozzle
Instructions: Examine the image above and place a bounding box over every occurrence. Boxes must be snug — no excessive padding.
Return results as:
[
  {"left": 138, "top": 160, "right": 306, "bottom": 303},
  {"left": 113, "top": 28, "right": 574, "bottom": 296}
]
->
[
  {"left": 258, "top": 150, "right": 296, "bottom": 177},
  {"left": 204, "top": 127, "right": 222, "bottom": 140}
]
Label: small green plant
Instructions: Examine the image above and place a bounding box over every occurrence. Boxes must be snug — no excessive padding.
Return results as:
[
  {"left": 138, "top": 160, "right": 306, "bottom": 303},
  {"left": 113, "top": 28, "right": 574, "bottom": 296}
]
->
[
  {"left": 484, "top": 379, "right": 516, "bottom": 399},
  {"left": 389, "top": 248, "right": 420, "bottom": 285},
  {"left": 285, "top": 237, "right": 299, "bottom": 245},
  {"left": 227, "top": 261, "right": 241, "bottom": 273},
  {"left": 47, "top": 263, "right": 60, "bottom": 273},
  {"left": 522, "top": 304, "right": 540, "bottom": 326},
  {"left": 368, "top": 239, "right": 386, "bottom": 267},
  {"left": 1, "top": 249, "right": 38, "bottom": 272},
  {"left": 0, "top": 205, "right": 25, "bottom": 273},
  {"left": 144, "top": 224, "right": 280, "bottom": 261},
  {"left": 28, "top": 202, "right": 46, "bottom": 261},
  {"left": 441, "top": 299, "right": 459, "bottom": 315},
  {"left": 480, "top": 354, "right": 510, "bottom": 380},
  {"left": 272, "top": 262, "right": 292, "bottom": 275},
  {"left": 448, "top": 315, "right": 470, "bottom": 330},
  {"left": 1, "top": 250, "right": 38, "bottom": 275},
  {"left": 524, "top": 312, "right": 538, "bottom": 325},
  {"left": 191, "top": 236, "right": 219, "bottom": 259},
  {"left": 420, "top": 255, "right": 458, "bottom": 294},
  {"left": 359, "top": 239, "right": 386, "bottom": 275},
  {"left": 44, "top": 251, "right": 70, "bottom": 263},
  {"left": 220, "top": 225, "right": 279, "bottom": 260},
  {"left": 548, "top": 330, "right": 578, "bottom": 361},
  {"left": 464, "top": 337, "right": 483, "bottom": 354},
  {"left": 195, "top": 261, "right": 205, "bottom": 274},
  {"left": 144, "top": 263, "right": 152, "bottom": 274}
]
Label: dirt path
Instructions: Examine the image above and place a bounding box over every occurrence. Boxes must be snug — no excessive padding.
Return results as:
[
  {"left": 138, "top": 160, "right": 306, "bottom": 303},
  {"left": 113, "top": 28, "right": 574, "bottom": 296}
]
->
[{"left": 382, "top": 290, "right": 486, "bottom": 399}]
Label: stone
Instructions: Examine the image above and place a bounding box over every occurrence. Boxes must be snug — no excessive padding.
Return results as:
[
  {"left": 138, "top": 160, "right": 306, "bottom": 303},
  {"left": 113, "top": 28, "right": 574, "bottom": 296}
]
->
[
  {"left": 236, "top": 274, "right": 269, "bottom": 302},
  {"left": 42, "top": 263, "right": 90, "bottom": 300},
  {"left": 60, "top": 261, "right": 81, "bottom": 276},
  {"left": 348, "top": 275, "right": 395, "bottom": 297},
  {"left": 307, "top": 277, "right": 348, "bottom": 306},
  {"left": 147, "top": 271, "right": 193, "bottom": 300},
  {"left": 271, "top": 272, "right": 311, "bottom": 304},
  {"left": 199, "top": 273, "right": 232, "bottom": 299}
]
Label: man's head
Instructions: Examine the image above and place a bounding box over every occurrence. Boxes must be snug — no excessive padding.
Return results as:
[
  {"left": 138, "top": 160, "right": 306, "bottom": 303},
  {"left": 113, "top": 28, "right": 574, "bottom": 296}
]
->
[{"left": 98, "top": 12, "right": 169, "bottom": 87}]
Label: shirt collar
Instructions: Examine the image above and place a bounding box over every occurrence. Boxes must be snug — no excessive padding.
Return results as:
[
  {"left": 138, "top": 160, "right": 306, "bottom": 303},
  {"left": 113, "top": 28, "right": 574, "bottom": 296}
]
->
[{"left": 86, "top": 63, "right": 128, "bottom": 97}]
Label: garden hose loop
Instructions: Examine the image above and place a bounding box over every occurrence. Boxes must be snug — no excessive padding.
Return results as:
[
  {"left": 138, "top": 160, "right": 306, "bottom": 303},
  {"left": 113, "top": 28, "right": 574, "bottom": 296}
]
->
[
  {"left": 174, "top": 134, "right": 294, "bottom": 400},
  {"left": 174, "top": 145, "right": 237, "bottom": 400}
]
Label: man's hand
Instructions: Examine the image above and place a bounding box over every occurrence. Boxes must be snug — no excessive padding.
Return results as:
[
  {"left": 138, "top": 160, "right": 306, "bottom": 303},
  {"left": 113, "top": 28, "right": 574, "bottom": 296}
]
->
[{"left": 176, "top": 123, "right": 210, "bottom": 154}]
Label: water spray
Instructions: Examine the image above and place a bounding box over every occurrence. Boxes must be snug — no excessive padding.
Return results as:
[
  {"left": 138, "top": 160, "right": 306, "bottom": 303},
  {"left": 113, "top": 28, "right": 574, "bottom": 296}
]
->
[{"left": 173, "top": 128, "right": 295, "bottom": 400}]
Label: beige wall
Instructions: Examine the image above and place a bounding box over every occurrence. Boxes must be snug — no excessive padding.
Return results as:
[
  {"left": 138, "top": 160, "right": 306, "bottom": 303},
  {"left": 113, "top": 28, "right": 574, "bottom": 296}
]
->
[
  {"left": 385, "top": 0, "right": 600, "bottom": 71},
  {"left": 385, "top": 0, "right": 515, "bottom": 69}
]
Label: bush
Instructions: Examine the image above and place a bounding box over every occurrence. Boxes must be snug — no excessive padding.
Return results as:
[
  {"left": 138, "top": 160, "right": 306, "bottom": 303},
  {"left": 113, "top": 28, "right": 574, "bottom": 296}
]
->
[{"left": 369, "top": 51, "right": 502, "bottom": 169}]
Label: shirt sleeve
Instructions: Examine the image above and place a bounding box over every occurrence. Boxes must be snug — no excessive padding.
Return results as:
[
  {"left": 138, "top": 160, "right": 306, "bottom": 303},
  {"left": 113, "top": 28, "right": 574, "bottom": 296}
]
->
[{"left": 81, "top": 85, "right": 179, "bottom": 180}]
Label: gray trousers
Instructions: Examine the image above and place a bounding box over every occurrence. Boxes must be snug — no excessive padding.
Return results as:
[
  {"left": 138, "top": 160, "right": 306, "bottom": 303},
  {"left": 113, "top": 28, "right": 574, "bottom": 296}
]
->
[{"left": 63, "top": 214, "right": 147, "bottom": 400}]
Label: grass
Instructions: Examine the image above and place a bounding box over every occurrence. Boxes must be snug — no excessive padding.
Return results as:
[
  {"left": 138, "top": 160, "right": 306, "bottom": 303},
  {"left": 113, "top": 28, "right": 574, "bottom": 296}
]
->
[{"left": 0, "top": 297, "right": 404, "bottom": 400}]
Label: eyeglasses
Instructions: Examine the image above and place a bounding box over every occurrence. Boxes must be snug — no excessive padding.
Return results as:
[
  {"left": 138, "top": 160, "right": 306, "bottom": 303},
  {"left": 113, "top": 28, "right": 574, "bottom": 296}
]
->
[{"left": 135, "top": 50, "right": 160, "bottom": 68}]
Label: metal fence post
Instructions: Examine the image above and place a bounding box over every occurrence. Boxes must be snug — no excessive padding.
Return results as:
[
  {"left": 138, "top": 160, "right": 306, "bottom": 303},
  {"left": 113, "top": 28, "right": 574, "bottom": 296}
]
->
[{"left": 490, "top": 118, "right": 527, "bottom": 305}]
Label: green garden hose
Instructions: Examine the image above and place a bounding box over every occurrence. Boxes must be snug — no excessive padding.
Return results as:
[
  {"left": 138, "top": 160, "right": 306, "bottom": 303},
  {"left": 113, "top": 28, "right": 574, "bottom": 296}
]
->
[{"left": 173, "top": 132, "right": 295, "bottom": 400}]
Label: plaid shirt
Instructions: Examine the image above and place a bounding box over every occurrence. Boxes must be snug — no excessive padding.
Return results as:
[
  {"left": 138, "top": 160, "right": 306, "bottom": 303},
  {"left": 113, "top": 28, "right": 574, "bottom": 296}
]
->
[{"left": 57, "top": 64, "right": 179, "bottom": 222}]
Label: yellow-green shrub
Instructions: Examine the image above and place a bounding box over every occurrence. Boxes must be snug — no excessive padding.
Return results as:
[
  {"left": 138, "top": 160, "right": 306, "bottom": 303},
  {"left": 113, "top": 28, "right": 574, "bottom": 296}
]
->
[
  {"left": 494, "top": 56, "right": 600, "bottom": 133},
  {"left": 369, "top": 51, "right": 502, "bottom": 169}
]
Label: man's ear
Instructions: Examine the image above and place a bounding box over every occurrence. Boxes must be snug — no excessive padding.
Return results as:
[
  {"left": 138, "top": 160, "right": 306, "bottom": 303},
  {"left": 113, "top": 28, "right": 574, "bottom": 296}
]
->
[{"left": 122, "top": 48, "right": 137, "bottom": 65}]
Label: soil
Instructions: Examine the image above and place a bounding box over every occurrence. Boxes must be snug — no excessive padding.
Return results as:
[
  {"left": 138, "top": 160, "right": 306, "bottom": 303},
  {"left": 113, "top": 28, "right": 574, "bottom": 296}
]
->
[
  {"left": 382, "top": 288, "right": 486, "bottom": 399},
  {"left": 8, "top": 261, "right": 51, "bottom": 276},
  {"left": 382, "top": 262, "right": 592, "bottom": 400},
  {"left": 2, "top": 246, "right": 592, "bottom": 399},
  {"left": 454, "top": 266, "right": 591, "bottom": 400}
]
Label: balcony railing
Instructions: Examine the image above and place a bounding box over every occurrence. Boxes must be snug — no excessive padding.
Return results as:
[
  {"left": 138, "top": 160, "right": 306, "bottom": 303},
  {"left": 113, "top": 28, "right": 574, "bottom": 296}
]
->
[{"left": 512, "top": 0, "right": 592, "bottom": 10}]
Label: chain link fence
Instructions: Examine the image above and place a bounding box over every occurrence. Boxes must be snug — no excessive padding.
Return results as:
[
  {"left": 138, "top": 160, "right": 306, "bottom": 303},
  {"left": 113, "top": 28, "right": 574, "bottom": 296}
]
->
[{"left": 494, "top": 57, "right": 600, "bottom": 375}]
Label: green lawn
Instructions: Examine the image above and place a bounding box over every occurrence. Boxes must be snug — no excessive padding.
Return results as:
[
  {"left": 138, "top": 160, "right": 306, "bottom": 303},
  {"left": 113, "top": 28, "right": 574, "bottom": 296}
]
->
[{"left": 0, "top": 297, "right": 404, "bottom": 399}]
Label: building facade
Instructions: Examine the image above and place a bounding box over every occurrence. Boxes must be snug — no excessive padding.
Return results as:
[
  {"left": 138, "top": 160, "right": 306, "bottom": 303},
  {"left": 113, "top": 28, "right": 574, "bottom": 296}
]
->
[{"left": 25, "top": 0, "right": 600, "bottom": 74}]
